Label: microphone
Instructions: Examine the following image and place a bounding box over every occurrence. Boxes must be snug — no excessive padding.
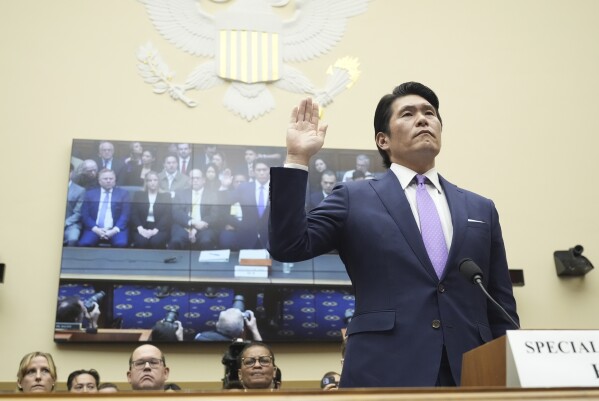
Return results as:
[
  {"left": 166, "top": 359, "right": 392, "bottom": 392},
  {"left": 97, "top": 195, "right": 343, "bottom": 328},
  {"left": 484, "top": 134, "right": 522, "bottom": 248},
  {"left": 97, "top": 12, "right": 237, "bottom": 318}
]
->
[{"left": 458, "top": 258, "right": 520, "bottom": 329}]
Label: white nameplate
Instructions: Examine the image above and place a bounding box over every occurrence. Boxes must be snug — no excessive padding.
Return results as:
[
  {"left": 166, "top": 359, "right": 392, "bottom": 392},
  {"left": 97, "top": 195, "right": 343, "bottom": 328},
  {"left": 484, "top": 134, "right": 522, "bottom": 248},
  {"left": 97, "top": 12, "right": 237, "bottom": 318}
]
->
[
  {"left": 506, "top": 330, "right": 599, "bottom": 387},
  {"left": 234, "top": 265, "right": 269, "bottom": 278}
]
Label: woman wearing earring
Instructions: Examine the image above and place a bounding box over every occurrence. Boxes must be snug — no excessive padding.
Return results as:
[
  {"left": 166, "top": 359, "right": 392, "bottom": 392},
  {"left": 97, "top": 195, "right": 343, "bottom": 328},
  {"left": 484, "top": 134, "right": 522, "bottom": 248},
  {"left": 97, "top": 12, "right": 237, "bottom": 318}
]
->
[
  {"left": 17, "top": 352, "right": 57, "bottom": 393},
  {"left": 237, "top": 342, "right": 280, "bottom": 390}
]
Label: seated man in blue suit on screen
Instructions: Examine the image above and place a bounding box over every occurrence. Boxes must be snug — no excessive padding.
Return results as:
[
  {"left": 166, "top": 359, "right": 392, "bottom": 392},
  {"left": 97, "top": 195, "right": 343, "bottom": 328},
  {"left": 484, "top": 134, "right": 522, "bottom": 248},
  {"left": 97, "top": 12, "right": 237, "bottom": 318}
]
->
[
  {"left": 78, "top": 169, "right": 131, "bottom": 247},
  {"left": 268, "top": 82, "right": 519, "bottom": 388}
]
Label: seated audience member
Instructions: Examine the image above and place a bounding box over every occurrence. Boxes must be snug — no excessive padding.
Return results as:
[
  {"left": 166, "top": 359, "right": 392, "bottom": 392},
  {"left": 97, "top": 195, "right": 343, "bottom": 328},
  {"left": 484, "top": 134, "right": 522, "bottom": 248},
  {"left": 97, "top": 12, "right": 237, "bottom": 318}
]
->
[
  {"left": 65, "top": 163, "right": 85, "bottom": 246},
  {"left": 56, "top": 295, "right": 100, "bottom": 329},
  {"left": 123, "top": 141, "right": 144, "bottom": 167},
  {"left": 67, "top": 369, "right": 99, "bottom": 393},
  {"left": 158, "top": 155, "right": 191, "bottom": 197},
  {"left": 164, "top": 383, "right": 182, "bottom": 392},
  {"left": 341, "top": 154, "right": 374, "bottom": 182},
  {"left": 96, "top": 141, "right": 124, "bottom": 178},
  {"left": 169, "top": 169, "right": 220, "bottom": 250},
  {"left": 309, "top": 169, "right": 337, "bottom": 210},
  {"left": 122, "top": 148, "right": 156, "bottom": 186},
  {"left": 320, "top": 371, "right": 340, "bottom": 391},
  {"left": 352, "top": 169, "right": 366, "bottom": 181},
  {"left": 16, "top": 352, "right": 57, "bottom": 393},
  {"left": 176, "top": 143, "right": 192, "bottom": 175},
  {"left": 127, "top": 344, "right": 170, "bottom": 391},
  {"left": 73, "top": 159, "right": 99, "bottom": 189},
  {"left": 78, "top": 169, "right": 130, "bottom": 247},
  {"left": 204, "top": 162, "right": 222, "bottom": 192},
  {"left": 195, "top": 308, "right": 261, "bottom": 342},
  {"left": 131, "top": 171, "right": 172, "bottom": 249},
  {"left": 237, "top": 342, "right": 280, "bottom": 390},
  {"left": 97, "top": 382, "right": 119, "bottom": 393},
  {"left": 308, "top": 157, "right": 328, "bottom": 191},
  {"left": 220, "top": 159, "right": 270, "bottom": 250}
]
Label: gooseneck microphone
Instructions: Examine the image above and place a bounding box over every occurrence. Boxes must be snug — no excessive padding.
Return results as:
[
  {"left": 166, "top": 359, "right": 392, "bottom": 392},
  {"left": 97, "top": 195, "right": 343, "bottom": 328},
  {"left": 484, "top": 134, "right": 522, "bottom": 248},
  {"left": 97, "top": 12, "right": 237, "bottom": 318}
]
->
[{"left": 459, "top": 258, "right": 520, "bottom": 329}]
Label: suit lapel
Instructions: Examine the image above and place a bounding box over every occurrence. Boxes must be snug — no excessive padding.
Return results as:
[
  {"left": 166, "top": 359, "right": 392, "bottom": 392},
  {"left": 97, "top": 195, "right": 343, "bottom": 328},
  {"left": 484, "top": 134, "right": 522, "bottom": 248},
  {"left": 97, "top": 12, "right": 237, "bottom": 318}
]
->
[
  {"left": 370, "top": 171, "right": 438, "bottom": 280},
  {"left": 439, "top": 176, "right": 467, "bottom": 278}
]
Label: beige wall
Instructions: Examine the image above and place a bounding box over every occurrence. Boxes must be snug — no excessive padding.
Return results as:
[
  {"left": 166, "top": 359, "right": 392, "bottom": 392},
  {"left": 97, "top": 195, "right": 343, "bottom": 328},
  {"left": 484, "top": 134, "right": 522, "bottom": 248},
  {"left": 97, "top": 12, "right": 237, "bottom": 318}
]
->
[{"left": 0, "top": 0, "right": 598, "bottom": 387}]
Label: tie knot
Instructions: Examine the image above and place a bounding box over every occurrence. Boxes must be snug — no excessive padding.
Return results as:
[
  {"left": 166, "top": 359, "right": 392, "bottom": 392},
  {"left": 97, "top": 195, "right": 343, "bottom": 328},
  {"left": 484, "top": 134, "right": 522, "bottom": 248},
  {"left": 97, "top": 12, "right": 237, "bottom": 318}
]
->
[{"left": 416, "top": 174, "right": 427, "bottom": 186}]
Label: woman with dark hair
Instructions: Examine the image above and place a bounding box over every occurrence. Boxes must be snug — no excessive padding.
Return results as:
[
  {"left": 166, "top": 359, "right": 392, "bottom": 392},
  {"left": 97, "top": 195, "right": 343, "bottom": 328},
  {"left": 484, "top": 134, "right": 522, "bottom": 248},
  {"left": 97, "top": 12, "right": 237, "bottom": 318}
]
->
[
  {"left": 204, "top": 163, "right": 222, "bottom": 192},
  {"left": 130, "top": 171, "right": 172, "bottom": 248},
  {"left": 309, "top": 157, "right": 328, "bottom": 192},
  {"left": 17, "top": 352, "right": 57, "bottom": 393},
  {"left": 122, "top": 149, "right": 156, "bottom": 186},
  {"left": 237, "top": 342, "right": 280, "bottom": 390}
]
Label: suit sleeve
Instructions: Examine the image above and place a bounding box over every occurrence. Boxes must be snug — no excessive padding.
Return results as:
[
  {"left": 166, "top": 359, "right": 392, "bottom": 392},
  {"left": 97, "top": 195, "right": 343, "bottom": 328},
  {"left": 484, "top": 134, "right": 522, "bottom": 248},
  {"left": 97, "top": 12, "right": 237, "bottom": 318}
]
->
[
  {"left": 268, "top": 167, "right": 346, "bottom": 262},
  {"left": 486, "top": 200, "right": 520, "bottom": 337},
  {"left": 80, "top": 191, "right": 98, "bottom": 229}
]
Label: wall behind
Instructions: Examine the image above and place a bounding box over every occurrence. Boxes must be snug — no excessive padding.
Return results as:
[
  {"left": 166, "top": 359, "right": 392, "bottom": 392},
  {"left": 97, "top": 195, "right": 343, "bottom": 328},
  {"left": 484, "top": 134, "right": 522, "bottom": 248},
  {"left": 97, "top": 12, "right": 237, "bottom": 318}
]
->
[{"left": 0, "top": 0, "right": 598, "bottom": 386}]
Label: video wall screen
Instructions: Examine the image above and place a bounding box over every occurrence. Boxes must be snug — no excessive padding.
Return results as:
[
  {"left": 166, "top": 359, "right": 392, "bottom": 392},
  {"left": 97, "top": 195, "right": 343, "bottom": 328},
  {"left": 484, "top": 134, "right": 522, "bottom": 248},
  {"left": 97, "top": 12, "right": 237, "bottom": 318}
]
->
[{"left": 56, "top": 139, "right": 385, "bottom": 343}]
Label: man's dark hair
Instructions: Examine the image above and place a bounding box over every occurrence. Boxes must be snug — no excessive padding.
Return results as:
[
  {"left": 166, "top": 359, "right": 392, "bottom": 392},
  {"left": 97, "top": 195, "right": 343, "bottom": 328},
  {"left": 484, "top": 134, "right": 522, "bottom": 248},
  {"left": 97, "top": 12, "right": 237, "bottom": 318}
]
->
[
  {"left": 374, "top": 82, "right": 443, "bottom": 168},
  {"left": 66, "top": 369, "right": 100, "bottom": 390},
  {"left": 97, "top": 382, "right": 118, "bottom": 392}
]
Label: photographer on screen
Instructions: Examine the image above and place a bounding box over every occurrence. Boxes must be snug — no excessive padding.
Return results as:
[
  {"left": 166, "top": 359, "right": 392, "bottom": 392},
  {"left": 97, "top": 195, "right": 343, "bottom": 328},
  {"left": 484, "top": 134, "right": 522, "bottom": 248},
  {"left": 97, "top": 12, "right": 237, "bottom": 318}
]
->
[
  {"left": 195, "top": 295, "right": 262, "bottom": 342},
  {"left": 150, "top": 308, "right": 184, "bottom": 342},
  {"left": 56, "top": 292, "right": 103, "bottom": 329}
]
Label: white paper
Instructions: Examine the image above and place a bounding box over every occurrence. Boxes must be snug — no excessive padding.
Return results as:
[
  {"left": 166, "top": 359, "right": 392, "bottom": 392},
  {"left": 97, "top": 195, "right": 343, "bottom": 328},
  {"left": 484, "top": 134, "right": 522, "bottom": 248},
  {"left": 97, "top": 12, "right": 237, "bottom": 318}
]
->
[
  {"left": 199, "top": 249, "right": 231, "bottom": 262},
  {"left": 239, "top": 249, "right": 270, "bottom": 261}
]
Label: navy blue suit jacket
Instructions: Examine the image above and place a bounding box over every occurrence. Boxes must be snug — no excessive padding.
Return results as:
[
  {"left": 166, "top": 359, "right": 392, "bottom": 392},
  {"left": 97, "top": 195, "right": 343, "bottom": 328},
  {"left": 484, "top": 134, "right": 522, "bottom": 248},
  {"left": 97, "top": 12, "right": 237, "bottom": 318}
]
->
[
  {"left": 81, "top": 187, "right": 131, "bottom": 231},
  {"left": 268, "top": 167, "right": 518, "bottom": 387},
  {"left": 229, "top": 181, "right": 269, "bottom": 249}
]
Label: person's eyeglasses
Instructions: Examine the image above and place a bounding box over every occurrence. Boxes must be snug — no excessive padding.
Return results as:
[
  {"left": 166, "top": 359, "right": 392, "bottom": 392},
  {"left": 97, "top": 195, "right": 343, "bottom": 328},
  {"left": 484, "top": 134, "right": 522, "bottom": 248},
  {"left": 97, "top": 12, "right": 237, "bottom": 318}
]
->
[
  {"left": 130, "top": 358, "right": 163, "bottom": 370},
  {"left": 241, "top": 355, "right": 273, "bottom": 367}
]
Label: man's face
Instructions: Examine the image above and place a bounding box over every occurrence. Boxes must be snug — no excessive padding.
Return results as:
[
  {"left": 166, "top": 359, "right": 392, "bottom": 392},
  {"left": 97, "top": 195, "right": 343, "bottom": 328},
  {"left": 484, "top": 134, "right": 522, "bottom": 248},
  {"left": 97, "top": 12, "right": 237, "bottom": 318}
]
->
[
  {"left": 82, "top": 161, "right": 98, "bottom": 178},
  {"left": 232, "top": 174, "right": 247, "bottom": 189},
  {"left": 70, "top": 374, "right": 98, "bottom": 393},
  {"left": 238, "top": 345, "right": 276, "bottom": 389},
  {"left": 356, "top": 159, "right": 369, "bottom": 172},
  {"left": 19, "top": 356, "right": 54, "bottom": 393},
  {"left": 177, "top": 144, "right": 191, "bottom": 159},
  {"left": 127, "top": 345, "right": 169, "bottom": 391},
  {"left": 190, "top": 170, "right": 205, "bottom": 191},
  {"left": 320, "top": 173, "right": 336, "bottom": 195},
  {"left": 164, "top": 156, "right": 178, "bottom": 174},
  {"left": 244, "top": 150, "right": 256, "bottom": 163},
  {"left": 98, "top": 171, "right": 116, "bottom": 190},
  {"left": 141, "top": 151, "right": 154, "bottom": 165},
  {"left": 254, "top": 162, "right": 270, "bottom": 185},
  {"left": 131, "top": 142, "right": 143, "bottom": 156},
  {"left": 99, "top": 143, "right": 114, "bottom": 161},
  {"left": 377, "top": 94, "right": 442, "bottom": 171}
]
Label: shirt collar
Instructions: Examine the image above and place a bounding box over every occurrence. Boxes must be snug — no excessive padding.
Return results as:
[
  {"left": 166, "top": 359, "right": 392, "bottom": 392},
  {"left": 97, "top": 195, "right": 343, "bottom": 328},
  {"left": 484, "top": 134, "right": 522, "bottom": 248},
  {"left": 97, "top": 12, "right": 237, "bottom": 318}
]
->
[{"left": 389, "top": 163, "right": 442, "bottom": 193}]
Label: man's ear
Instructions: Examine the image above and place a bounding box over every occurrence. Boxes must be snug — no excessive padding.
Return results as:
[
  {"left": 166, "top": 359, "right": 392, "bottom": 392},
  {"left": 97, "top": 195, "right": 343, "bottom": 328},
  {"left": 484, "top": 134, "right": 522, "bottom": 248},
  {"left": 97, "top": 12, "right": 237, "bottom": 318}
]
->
[
  {"left": 375, "top": 132, "right": 390, "bottom": 150},
  {"left": 164, "top": 366, "right": 170, "bottom": 380},
  {"left": 126, "top": 371, "right": 132, "bottom": 384}
]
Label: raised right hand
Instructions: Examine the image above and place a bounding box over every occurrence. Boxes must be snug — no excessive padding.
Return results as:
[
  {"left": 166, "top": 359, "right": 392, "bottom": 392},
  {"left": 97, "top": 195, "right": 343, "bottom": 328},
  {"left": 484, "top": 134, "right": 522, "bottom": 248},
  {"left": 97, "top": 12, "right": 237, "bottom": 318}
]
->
[{"left": 286, "top": 98, "right": 328, "bottom": 166}]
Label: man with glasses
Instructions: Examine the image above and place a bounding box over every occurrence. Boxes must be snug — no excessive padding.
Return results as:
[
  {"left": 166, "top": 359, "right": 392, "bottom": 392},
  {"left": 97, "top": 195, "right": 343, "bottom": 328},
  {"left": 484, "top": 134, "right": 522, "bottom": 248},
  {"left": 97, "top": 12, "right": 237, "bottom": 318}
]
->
[{"left": 127, "top": 345, "right": 170, "bottom": 391}]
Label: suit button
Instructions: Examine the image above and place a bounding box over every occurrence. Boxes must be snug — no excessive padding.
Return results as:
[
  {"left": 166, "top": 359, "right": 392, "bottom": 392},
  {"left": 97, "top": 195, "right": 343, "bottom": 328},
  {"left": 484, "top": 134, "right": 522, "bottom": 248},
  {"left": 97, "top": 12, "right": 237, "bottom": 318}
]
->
[
  {"left": 438, "top": 284, "right": 445, "bottom": 293},
  {"left": 432, "top": 320, "right": 441, "bottom": 329}
]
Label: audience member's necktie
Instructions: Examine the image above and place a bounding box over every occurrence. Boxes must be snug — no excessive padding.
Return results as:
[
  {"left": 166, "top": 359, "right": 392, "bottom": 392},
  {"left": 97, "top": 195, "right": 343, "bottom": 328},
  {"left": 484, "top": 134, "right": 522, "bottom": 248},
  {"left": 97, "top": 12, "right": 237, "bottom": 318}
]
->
[
  {"left": 415, "top": 174, "right": 448, "bottom": 278},
  {"left": 181, "top": 159, "right": 187, "bottom": 174},
  {"left": 97, "top": 190, "right": 109, "bottom": 228},
  {"left": 191, "top": 191, "right": 200, "bottom": 221},
  {"left": 257, "top": 185, "right": 265, "bottom": 217}
]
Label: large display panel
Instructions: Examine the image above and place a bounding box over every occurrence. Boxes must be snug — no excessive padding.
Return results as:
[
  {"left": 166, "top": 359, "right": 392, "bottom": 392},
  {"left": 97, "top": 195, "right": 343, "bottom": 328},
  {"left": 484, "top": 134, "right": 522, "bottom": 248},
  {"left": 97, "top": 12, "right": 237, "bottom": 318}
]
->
[{"left": 56, "top": 139, "right": 385, "bottom": 343}]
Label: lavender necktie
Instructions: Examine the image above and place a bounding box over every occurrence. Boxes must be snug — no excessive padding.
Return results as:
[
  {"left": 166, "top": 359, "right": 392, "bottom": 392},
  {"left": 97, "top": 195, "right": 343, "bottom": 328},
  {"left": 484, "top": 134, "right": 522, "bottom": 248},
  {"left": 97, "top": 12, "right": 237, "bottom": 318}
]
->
[
  {"left": 257, "top": 185, "right": 265, "bottom": 217},
  {"left": 415, "top": 174, "right": 448, "bottom": 278}
]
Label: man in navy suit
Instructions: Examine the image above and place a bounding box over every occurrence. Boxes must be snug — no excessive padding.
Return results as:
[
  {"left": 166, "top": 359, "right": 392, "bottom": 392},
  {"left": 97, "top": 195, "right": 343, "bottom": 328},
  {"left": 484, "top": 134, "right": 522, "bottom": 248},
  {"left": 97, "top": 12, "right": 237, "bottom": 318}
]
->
[
  {"left": 78, "top": 169, "right": 131, "bottom": 247},
  {"left": 268, "top": 82, "right": 519, "bottom": 387},
  {"left": 221, "top": 160, "right": 271, "bottom": 250},
  {"left": 308, "top": 169, "right": 336, "bottom": 210}
]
